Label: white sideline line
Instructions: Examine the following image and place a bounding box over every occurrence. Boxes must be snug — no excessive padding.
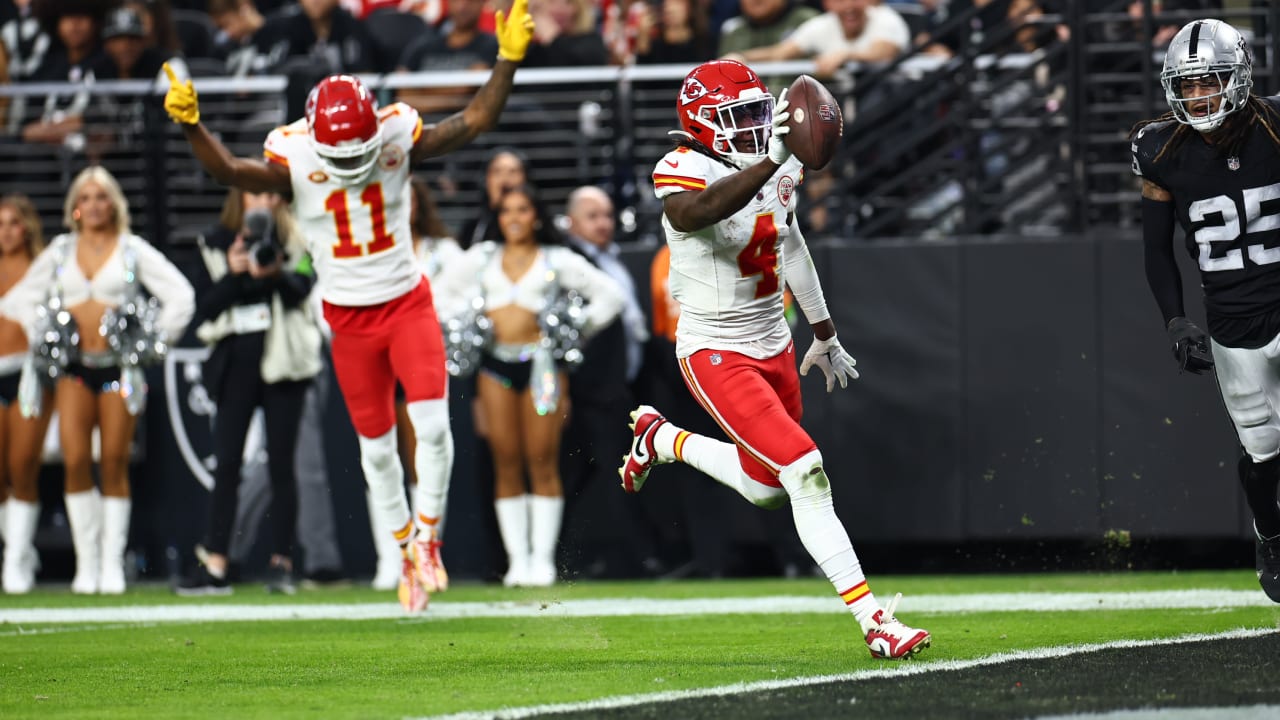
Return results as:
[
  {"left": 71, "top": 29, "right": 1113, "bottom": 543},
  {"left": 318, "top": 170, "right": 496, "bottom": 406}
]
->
[
  {"left": 412, "top": 627, "right": 1280, "bottom": 720},
  {"left": 0, "top": 589, "right": 1273, "bottom": 625}
]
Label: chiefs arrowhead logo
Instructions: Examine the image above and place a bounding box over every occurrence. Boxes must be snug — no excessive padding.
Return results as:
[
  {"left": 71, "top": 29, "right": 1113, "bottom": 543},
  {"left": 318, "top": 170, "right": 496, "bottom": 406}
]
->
[
  {"left": 680, "top": 78, "right": 709, "bottom": 106},
  {"left": 777, "top": 175, "right": 795, "bottom": 206},
  {"left": 378, "top": 144, "right": 405, "bottom": 171}
]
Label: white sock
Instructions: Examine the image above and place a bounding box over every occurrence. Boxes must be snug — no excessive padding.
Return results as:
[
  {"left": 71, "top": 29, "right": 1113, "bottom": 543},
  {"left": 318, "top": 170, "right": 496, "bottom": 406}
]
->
[
  {"left": 494, "top": 494, "right": 530, "bottom": 558},
  {"left": 407, "top": 399, "right": 453, "bottom": 539},
  {"left": 528, "top": 494, "right": 563, "bottom": 566},
  {"left": 358, "top": 430, "right": 412, "bottom": 549},
  {"left": 777, "top": 451, "right": 878, "bottom": 627}
]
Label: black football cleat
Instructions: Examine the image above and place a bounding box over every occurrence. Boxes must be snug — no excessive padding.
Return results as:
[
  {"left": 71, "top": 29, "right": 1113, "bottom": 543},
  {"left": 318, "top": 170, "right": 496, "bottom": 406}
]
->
[{"left": 1255, "top": 532, "right": 1280, "bottom": 603}]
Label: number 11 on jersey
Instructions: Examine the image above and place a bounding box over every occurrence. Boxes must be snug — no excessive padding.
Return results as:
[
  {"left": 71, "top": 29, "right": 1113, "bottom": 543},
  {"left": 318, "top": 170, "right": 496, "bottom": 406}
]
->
[{"left": 325, "top": 183, "right": 396, "bottom": 258}]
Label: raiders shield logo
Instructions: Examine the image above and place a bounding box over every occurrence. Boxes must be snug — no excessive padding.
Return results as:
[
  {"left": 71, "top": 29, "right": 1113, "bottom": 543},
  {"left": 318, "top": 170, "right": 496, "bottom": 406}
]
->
[
  {"left": 680, "top": 78, "right": 709, "bottom": 106},
  {"left": 164, "top": 346, "right": 217, "bottom": 491},
  {"left": 1228, "top": 156, "right": 1241, "bottom": 171}
]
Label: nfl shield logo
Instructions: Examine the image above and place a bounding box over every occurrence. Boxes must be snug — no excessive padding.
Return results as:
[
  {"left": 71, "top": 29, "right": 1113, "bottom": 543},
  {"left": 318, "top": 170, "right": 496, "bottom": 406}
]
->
[
  {"left": 710, "top": 353, "right": 722, "bottom": 366},
  {"left": 1228, "top": 156, "right": 1241, "bottom": 171}
]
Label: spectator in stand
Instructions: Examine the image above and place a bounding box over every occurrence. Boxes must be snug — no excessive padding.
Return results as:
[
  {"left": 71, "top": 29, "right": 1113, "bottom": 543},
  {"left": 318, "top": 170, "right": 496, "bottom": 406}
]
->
[
  {"left": 208, "top": 0, "right": 265, "bottom": 75},
  {"left": 21, "top": 0, "right": 103, "bottom": 148},
  {"left": 396, "top": 0, "right": 497, "bottom": 116},
  {"left": 0, "top": 0, "right": 50, "bottom": 81},
  {"left": 523, "top": 0, "right": 609, "bottom": 67},
  {"left": 121, "top": 0, "right": 184, "bottom": 59},
  {"left": 0, "top": 194, "right": 52, "bottom": 595},
  {"left": 432, "top": 184, "right": 625, "bottom": 587},
  {"left": 458, "top": 147, "right": 529, "bottom": 247},
  {"left": 629, "top": 0, "right": 711, "bottom": 65},
  {"left": 1, "top": 166, "right": 195, "bottom": 595},
  {"left": 254, "top": 0, "right": 377, "bottom": 75},
  {"left": 725, "top": 0, "right": 909, "bottom": 77},
  {"left": 716, "top": 0, "right": 817, "bottom": 90},
  {"left": 93, "top": 7, "right": 187, "bottom": 150},
  {"left": 1, "top": 0, "right": 51, "bottom": 136}
]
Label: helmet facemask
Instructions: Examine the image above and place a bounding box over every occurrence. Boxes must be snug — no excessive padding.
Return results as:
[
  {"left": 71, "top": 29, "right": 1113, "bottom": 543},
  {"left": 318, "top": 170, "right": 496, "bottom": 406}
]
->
[
  {"left": 686, "top": 89, "right": 774, "bottom": 168},
  {"left": 1162, "top": 65, "right": 1250, "bottom": 132},
  {"left": 309, "top": 126, "right": 383, "bottom": 184}
]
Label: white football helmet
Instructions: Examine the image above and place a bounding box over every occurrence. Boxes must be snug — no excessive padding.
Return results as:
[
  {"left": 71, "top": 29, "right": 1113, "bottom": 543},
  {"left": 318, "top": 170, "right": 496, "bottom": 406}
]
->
[{"left": 1160, "top": 19, "right": 1252, "bottom": 133}]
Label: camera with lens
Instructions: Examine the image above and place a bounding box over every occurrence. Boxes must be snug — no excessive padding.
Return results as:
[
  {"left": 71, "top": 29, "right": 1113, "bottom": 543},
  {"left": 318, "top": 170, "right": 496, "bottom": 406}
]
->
[{"left": 244, "top": 208, "right": 282, "bottom": 268}]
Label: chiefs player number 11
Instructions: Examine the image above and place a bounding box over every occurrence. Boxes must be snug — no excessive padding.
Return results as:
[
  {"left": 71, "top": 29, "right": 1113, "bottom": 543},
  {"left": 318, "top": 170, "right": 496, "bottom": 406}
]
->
[{"left": 325, "top": 182, "right": 396, "bottom": 259}]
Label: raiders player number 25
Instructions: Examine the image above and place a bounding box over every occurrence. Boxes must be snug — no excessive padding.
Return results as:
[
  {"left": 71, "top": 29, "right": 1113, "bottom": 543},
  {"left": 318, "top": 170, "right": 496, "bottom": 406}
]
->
[{"left": 1131, "top": 18, "right": 1280, "bottom": 602}]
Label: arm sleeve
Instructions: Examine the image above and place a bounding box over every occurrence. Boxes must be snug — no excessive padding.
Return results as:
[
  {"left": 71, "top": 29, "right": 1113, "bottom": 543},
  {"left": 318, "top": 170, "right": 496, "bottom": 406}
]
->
[
  {"left": 134, "top": 239, "right": 196, "bottom": 342},
  {"left": 781, "top": 220, "right": 830, "bottom": 325},
  {"left": 555, "top": 250, "right": 625, "bottom": 339},
  {"left": 1142, "top": 196, "right": 1185, "bottom": 325},
  {"left": 0, "top": 244, "right": 57, "bottom": 336},
  {"left": 429, "top": 245, "right": 487, "bottom": 321}
]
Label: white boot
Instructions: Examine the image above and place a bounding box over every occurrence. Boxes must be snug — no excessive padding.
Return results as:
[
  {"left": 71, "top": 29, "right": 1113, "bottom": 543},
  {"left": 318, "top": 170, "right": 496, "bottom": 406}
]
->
[
  {"left": 98, "top": 496, "right": 131, "bottom": 595},
  {"left": 527, "top": 494, "right": 563, "bottom": 587},
  {"left": 495, "top": 495, "right": 531, "bottom": 587},
  {"left": 3, "top": 500, "right": 39, "bottom": 594},
  {"left": 65, "top": 490, "right": 102, "bottom": 594},
  {"left": 368, "top": 491, "right": 403, "bottom": 591}
]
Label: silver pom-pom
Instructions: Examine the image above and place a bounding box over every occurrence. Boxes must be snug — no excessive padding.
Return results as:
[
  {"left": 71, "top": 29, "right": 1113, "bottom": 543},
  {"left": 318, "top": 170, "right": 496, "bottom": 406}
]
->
[
  {"left": 443, "top": 296, "right": 493, "bottom": 378},
  {"left": 100, "top": 296, "right": 167, "bottom": 367},
  {"left": 31, "top": 298, "right": 80, "bottom": 380},
  {"left": 540, "top": 290, "right": 587, "bottom": 370}
]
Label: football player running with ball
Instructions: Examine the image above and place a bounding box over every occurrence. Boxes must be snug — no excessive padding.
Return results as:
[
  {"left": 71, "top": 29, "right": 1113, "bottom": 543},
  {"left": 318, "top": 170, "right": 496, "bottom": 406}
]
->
[
  {"left": 620, "top": 59, "right": 930, "bottom": 659},
  {"left": 163, "top": 0, "right": 536, "bottom": 612},
  {"left": 1132, "top": 19, "right": 1280, "bottom": 603}
]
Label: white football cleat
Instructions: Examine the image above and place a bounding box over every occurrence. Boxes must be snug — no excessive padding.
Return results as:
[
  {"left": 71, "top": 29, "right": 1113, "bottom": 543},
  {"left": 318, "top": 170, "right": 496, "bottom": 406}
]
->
[
  {"left": 619, "top": 405, "right": 668, "bottom": 493},
  {"left": 412, "top": 533, "right": 449, "bottom": 593},
  {"left": 863, "top": 593, "right": 931, "bottom": 659},
  {"left": 397, "top": 556, "right": 428, "bottom": 613}
]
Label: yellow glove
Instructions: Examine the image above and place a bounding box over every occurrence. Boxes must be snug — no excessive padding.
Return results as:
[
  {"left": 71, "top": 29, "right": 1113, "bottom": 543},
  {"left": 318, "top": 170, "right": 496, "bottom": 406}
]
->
[
  {"left": 162, "top": 62, "right": 200, "bottom": 125},
  {"left": 495, "top": 0, "right": 536, "bottom": 62}
]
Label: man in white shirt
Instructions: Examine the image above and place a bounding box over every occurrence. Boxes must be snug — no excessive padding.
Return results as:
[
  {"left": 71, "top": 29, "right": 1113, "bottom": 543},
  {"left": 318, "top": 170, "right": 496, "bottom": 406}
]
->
[{"left": 725, "top": 0, "right": 910, "bottom": 77}]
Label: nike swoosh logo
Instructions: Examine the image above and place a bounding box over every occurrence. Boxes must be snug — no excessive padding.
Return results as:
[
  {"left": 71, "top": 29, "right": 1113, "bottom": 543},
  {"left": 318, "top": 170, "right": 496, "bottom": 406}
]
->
[{"left": 665, "top": 160, "right": 679, "bottom": 168}]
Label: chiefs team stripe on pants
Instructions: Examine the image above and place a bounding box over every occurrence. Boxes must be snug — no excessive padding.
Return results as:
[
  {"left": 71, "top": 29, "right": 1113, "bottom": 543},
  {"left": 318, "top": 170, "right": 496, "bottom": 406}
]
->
[{"left": 678, "top": 356, "right": 780, "bottom": 474}]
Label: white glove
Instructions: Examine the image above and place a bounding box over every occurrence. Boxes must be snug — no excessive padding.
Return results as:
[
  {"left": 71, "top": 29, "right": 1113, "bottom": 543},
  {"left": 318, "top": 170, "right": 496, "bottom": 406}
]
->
[
  {"left": 800, "top": 334, "right": 859, "bottom": 392},
  {"left": 767, "top": 88, "right": 791, "bottom": 165}
]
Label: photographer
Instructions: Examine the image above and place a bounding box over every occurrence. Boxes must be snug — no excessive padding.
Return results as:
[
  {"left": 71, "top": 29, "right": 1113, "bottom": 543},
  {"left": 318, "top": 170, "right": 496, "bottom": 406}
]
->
[{"left": 175, "top": 188, "right": 321, "bottom": 595}]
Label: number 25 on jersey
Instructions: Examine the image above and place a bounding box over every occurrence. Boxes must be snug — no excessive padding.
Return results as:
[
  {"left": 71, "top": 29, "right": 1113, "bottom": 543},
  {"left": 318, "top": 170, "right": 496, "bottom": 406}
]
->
[{"left": 325, "top": 183, "right": 395, "bottom": 259}]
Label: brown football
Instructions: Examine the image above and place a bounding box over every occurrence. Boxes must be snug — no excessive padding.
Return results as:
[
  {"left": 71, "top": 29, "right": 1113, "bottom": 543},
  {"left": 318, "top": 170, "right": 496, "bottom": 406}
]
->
[{"left": 782, "top": 75, "right": 843, "bottom": 171}]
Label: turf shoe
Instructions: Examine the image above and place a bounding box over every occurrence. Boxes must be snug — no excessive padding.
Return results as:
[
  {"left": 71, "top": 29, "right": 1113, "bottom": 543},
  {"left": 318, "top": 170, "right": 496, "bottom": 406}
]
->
[
  {"left": 1255, "top": 530, "right": 1280, "bottom": 603},
  {"left": 863, "top": 593, "right": 930, "bottom": 659},
  {"left": 619, "top": 405, "right": 668, "bottom": 493},
  {"left": 174, "top": 566, "right": 233, "bottom": 597},
  {"left": 397, "top": 555, "right": 428, "bottom": 613},
  {"left": 412, "top": 533, "right": 449, "bottom": 593}
]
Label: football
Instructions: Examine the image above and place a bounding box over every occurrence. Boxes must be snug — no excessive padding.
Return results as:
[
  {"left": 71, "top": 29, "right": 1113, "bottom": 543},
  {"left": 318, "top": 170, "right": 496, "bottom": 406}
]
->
[{"left": 782, "top": 75, "right": 843, "bottom": 171}]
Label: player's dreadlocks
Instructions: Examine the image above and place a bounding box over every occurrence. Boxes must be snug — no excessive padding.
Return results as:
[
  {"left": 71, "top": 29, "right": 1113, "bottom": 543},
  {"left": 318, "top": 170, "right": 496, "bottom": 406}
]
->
[
  {"left": 1130, "top": 95, "right": 1280, "bottom": 163},
  {"left": 672, "top": 137, "right": 739, "bottom": 171}
]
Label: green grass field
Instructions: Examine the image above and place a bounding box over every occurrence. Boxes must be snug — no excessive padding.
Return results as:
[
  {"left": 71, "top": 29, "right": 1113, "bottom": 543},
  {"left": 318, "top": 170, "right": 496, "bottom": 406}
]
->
[{"left": 2, "top": 571, "right": 1277, "bottom": 719}]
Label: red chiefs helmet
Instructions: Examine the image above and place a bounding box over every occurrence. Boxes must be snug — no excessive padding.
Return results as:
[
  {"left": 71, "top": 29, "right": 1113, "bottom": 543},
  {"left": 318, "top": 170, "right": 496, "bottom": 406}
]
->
[
  {"left": 305, "top": 75, "right": 383, "bottom": 183},
  {"left": 675, "top": 60, "right": 774, "bottom": 168}
]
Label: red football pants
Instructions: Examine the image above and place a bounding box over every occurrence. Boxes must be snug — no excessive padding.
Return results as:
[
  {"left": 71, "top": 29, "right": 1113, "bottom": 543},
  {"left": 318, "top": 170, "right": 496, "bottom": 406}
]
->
[
  {"left": 325, "top": 279, "right": 447, "bottom": 438},
  {"left": 678, "top": 343, "right": 816, "bottom": 486}
]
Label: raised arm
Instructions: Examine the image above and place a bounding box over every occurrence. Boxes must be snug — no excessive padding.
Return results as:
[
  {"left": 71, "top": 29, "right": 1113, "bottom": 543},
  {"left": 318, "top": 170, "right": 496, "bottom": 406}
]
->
[
  {"left": 409, "top": 0, "right": 535, "bottom": 163},
  {"left": 163, "top": 63, "right": 292, "bottom": 194},
  {"left": 664, "top": 90, "right": 792, "bottom": 233}
]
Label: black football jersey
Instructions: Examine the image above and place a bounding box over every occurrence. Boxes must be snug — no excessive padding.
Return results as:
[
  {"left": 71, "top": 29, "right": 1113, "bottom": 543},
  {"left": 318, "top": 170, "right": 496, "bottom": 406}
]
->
[{"left": 1132, "top": 96, "right": 1280, "bottom": 346}]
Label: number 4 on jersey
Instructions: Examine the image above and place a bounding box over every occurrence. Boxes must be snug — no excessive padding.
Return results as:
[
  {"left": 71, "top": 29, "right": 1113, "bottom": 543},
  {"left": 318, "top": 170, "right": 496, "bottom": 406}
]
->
[
  {"left": 737, "top": 213, "right": 780, "bottom": 298},
  {"left": 325, "top": 183, "right": 395, "bottom": 258}
]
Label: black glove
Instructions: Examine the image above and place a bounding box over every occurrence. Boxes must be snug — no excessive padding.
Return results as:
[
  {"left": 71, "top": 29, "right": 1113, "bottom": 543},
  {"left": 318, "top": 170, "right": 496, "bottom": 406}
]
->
[{"left": 1167, "top": 317, "right": 1214, "bottom": 375}]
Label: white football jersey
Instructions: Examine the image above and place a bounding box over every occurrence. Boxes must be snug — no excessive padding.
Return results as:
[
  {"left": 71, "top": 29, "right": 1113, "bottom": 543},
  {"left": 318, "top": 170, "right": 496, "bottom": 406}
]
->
[
  {"left": 654, "top": 147, "right": 805, "bottom": 359},
  {"left": 264, "top": 102, "right": 422, "bottom": 307}
]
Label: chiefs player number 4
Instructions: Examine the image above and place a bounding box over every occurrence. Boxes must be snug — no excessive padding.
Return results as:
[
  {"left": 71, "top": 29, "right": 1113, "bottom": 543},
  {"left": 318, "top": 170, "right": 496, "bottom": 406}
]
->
[{"left": 737, "top": 212, "right": 780, "bottom": 299}]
